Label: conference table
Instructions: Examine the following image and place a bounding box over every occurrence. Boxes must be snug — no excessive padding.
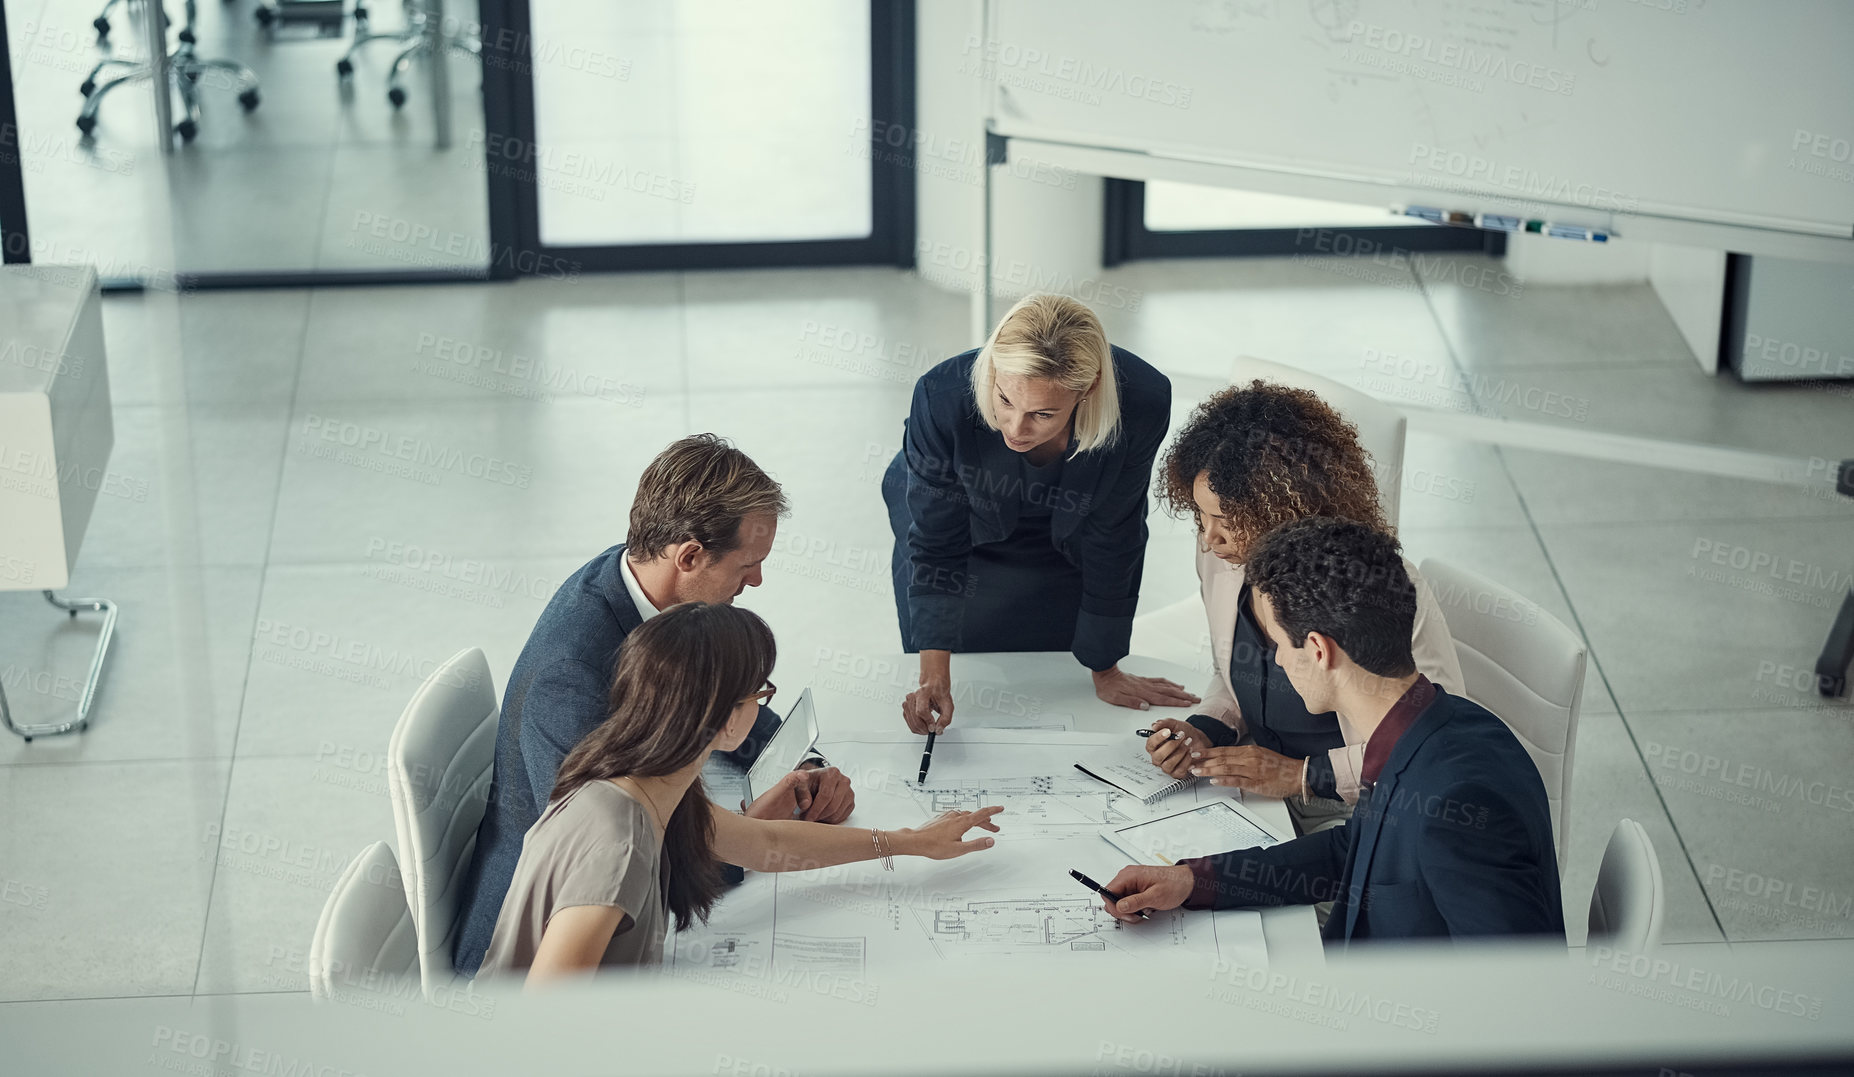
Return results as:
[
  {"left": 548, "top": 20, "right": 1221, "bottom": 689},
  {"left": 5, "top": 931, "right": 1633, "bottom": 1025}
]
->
[{"left": 687, "top": 650, "right": 1324, "bottom": 991}]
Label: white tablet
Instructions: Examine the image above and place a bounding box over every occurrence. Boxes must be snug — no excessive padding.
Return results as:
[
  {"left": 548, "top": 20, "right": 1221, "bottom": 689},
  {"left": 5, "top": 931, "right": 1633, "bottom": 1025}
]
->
[
  {"left": 1099, "top": 799, "right": 1290, "bottom": 865},
  {"left": 744, "top": 687, "right": 820, "bottom": 806}
]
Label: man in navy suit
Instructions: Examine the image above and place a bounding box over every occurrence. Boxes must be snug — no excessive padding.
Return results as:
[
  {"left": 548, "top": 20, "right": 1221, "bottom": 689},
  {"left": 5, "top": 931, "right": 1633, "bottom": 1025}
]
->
[
  {"left": 453, "top": 434, "right": 857, "bottom": 975},
  {"left": 1099, "top": 517, "right": 1564, "bottom": 946}
]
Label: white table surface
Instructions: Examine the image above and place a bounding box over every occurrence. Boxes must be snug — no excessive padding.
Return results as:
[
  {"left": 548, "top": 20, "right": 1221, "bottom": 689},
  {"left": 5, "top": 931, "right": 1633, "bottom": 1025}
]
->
[{"left": 750, "top": 649, "right": 1326, "bottom": 967}]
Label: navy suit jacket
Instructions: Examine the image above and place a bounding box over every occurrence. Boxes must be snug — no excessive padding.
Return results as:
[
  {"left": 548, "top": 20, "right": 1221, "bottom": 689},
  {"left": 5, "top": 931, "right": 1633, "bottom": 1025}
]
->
[
  {"left": 1185, "top": 688, "right": 1564, "bottom": 947},
  {"left": 897, "top": 347, "right": 1171, "bottom": 671},
  {"left": 451, "top": 544, "right": 783, "bottom": 975}
]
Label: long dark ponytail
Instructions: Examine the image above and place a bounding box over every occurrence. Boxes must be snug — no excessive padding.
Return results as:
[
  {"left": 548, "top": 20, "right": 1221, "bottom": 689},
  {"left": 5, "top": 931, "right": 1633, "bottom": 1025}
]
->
[{"left": 551, "top": 602, "right": 776, "bottom": 931}]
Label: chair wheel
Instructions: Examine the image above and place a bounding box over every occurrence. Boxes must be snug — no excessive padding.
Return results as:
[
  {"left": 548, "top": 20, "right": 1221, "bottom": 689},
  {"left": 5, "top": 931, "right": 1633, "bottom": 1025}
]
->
[
  {"left": 76, "top": 115, "right": 97, "bottom": 135},
  {"left": 178, "top": 28, "right": 196, "bottom": 45},
  {"left": 355, "top": 4, "right": 370, "bottom": 21},
  {"left": 176, "top": 119, "right": 198, "bottom": 141},
  {"left": 387, "top": 86, "right": 407, "bottom": 109},
  {"left": 239, "top": 89, "right": 260, "bottom": 110},
  {"left": 93, "top": 16, "right": 111, "bottom": 36},
  {"left": 255, "top": 6, "right": 275, "bottom": 26},
  {"left": 336, "top": 58, "right": 354, "bottom": 77},
  {"left": 80, "top": 80, "right": 97, "bottom": 97}
]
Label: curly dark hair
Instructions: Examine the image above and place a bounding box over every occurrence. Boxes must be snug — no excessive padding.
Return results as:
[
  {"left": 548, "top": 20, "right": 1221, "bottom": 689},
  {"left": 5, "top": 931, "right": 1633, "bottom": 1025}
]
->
[
  {"left": 1246, "top": 517, "right": 1416, "bottom": 678},
  {"left": 1157, "top": 380, "right": 1387, "bottom": 560}
]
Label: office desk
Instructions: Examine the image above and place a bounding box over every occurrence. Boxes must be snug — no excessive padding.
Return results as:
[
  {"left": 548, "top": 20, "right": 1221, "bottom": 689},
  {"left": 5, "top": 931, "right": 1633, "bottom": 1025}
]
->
[
  {"left": 692, "top": 650, "right": 1324, "bottom": 978},
  {"left": 0, "top": 264, "right": 118, "bottom": 739}
]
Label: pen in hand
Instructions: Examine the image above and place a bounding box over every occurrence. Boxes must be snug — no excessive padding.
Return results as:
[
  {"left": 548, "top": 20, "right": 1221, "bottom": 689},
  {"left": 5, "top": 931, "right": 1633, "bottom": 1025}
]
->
[
  {"left": 1070, "top": 868, "right": 1151, "bottom": 920},
  {"left": 917, "top": 730, "right": 937, "bottom": 784}
]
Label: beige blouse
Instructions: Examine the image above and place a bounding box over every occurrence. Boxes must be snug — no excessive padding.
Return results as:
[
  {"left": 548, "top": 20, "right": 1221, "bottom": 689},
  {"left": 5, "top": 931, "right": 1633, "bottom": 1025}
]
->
[{"left": 477, "top": 780, "right": 667, "bottom": 977}]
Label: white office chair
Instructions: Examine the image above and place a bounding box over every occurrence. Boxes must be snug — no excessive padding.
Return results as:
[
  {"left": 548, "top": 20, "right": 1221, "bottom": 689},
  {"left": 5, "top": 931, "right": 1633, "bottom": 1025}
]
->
[
  {"left": 308, "top": 840, "right": 418, "bottom": 1001},
  {"left": 1130, "top": 356, "right": 1408, "bottom": 667},
  {"left": 1230, "top": 355, "right": 1407, "bottom": 527},
  {"left": 386, "top": 646, "right": 499, "bottom": 998},
  {"left": 1418, "top": 558, "right": 1586, "bottom": 874},
  {"left": 1588, "top": 818, "right": 1664, "bottom": 952}
]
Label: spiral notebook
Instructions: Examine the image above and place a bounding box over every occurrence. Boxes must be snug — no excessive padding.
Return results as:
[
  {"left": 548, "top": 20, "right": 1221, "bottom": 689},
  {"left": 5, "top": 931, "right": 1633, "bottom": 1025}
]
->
[{"left": 1073, "top": 746, "right": 1199, "bottom": 805}]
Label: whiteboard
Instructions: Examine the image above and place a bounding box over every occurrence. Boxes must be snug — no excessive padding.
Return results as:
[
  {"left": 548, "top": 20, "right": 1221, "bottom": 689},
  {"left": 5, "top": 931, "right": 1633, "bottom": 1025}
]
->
[{"left": 981, "top": 0, "right": 1854, "bottom": 250}]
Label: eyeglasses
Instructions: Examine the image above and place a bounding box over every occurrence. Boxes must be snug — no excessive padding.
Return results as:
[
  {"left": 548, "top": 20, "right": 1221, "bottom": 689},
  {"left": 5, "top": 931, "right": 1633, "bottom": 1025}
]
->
[{"left": 741, "top": 681, "right": 776, "bottom": 707}]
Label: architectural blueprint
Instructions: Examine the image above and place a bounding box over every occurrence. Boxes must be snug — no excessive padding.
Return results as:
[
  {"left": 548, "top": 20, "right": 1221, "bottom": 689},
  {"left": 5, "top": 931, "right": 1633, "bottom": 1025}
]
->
[
  {"left": 664, "top": 730, "right": 1271, "bottom": 981},
  {"left": 914, "top": 890, "right": 1195, "bottom": 959},
  {"left": 909, "top": 772, "right": 1145, "bottom": 837}
]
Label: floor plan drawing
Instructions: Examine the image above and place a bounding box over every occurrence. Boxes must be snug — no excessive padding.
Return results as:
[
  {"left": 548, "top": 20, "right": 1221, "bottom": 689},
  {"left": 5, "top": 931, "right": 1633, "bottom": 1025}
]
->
[
  {"left": 672, "top": 931, "right": 767, "bottom": 973},
  {"left": 659, "top": 730, "right": 1278, "bottom": 978},
  {"left": 911, "top": 774, "right": 1145, "bottom": 835},
  {"left": 912, "top": 892, "right": 1192, "bottom": 958}
]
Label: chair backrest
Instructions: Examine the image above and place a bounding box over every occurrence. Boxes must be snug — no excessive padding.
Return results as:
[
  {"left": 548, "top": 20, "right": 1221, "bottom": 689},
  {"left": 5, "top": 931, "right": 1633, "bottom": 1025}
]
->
[
  {"left": 1588, "top": 818, "right": 1664, "bottom": 952},
  {"left": 386, "top": 646, "right": 499, "bottom": 997},
  {"left": 309, "top": 841, "right": 418, "bottom": 1001},
  {"left": 1417, "top": 558, "right": 1586, "bottom": 873},
  {"left": 1231, "top": 355, "right": 1407, "bottom": 527}
]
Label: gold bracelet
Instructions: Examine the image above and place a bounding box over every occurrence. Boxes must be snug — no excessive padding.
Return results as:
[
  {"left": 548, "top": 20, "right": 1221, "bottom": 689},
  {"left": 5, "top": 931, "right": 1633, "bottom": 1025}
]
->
[{"left": 871, "top": 828, "right": 895, "bottom": 871}]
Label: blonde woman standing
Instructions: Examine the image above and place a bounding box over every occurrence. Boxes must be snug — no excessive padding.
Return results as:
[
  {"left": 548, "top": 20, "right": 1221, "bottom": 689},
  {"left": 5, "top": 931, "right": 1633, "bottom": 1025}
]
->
[{"left": 882, "top": 293, "right": 1197, "bottom": 733}]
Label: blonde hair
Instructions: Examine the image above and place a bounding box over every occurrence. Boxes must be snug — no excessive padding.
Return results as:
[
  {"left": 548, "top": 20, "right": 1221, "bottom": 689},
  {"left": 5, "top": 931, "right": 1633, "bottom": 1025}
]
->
[{"left": 969, "top": 293, "right": 1122, "bottom": 456}]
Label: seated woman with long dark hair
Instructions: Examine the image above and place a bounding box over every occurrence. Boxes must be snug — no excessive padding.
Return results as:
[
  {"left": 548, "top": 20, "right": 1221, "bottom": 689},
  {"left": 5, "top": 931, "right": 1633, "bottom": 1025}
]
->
[{"left": 477, "top": 602, "right": 1002, "bottom": 985}]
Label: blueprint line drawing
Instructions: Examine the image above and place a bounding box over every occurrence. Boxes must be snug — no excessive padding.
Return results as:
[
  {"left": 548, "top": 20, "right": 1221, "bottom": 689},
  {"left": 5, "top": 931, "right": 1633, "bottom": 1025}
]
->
[
  {"left": 912, "top": 892, "right": 1191, "bottom": 958},
  {"left": 910, "top": 775, "right": 1144, "bottom": 833},
  {"left": 772, "top": 932, "right": 868, "bottom": 978}
]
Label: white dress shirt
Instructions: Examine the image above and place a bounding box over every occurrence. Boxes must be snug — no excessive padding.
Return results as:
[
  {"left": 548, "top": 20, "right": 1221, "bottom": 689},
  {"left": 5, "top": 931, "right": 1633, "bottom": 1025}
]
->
[{"left": 619, "top": 553, "right": 662, "bottom": 622}]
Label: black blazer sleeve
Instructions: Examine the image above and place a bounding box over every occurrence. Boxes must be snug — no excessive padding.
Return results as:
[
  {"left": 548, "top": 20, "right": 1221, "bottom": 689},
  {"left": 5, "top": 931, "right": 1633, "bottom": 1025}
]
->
[
  {"left": 1063, "top": 378, "right": 1169, "bottom": 671},
  {"left": 900, "top": 373, "right": 976, "bottom": 652},
  {"left": 1412, "top": 780, "right": 1564, "bottom": 937},
  {"left": 1181, "top": 820, "right": 1352, "bottom": 910}
]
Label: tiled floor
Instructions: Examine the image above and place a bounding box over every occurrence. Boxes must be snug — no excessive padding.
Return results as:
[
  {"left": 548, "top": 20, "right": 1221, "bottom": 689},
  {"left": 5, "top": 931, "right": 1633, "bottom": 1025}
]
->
[
  {"left": 8, "top": 0, "right": 490, "bottom": 275},
  {"left": 5, "top": 0, "right": 873, "bottom": 275},
  {"left": 1, "top": 252, "right": 1850, "bottom": 1013}
]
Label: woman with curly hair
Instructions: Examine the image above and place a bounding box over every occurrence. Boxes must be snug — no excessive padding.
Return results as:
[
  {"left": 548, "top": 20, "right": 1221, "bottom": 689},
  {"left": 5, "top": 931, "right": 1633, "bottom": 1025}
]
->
[{"left": 1141, "top": 380, "right": 1464, "bottom": 838}]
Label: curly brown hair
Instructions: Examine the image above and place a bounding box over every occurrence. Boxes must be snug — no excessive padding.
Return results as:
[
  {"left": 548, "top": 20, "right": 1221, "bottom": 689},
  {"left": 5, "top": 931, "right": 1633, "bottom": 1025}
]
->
[{"left": 1158, "top": 380, "right": 1388, "bottom": 560}]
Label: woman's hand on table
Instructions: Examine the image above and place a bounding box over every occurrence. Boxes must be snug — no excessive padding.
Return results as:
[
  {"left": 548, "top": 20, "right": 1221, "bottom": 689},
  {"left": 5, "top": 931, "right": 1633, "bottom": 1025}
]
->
[
  {"left": 1143, "top": 718, "right": 1199, "bottom": 779},
  {"left": 892, "top": 806, "right": 1004, "bottom": 860},
  {"left": 1091, "top": 666, "right": 1200, "bottom": 712},
  {"left": 1188, "top": 744, "right": 1304, "bottom": 799}
]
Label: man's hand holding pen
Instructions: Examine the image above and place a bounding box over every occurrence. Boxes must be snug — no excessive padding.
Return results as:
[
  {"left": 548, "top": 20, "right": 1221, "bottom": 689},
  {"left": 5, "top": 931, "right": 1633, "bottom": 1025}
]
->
[
  {"left": 1097, "top": 865, "right": 1195, "bottom": 924},
  {"left": 1142, "top": 718, "right": 1197, "bottom": 779}
]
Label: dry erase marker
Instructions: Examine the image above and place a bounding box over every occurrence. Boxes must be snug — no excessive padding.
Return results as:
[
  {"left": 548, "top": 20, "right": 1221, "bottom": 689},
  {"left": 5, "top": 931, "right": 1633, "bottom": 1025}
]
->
[
  {"left": 1545, "top": 222, "right": 1610, "bottom": 242},
  {"left": 1394, "top": 204, "right": 1446, "bottom": 225},
  {"left": 1070, "top": 868, "right": 1151, "bottom": 920}
]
